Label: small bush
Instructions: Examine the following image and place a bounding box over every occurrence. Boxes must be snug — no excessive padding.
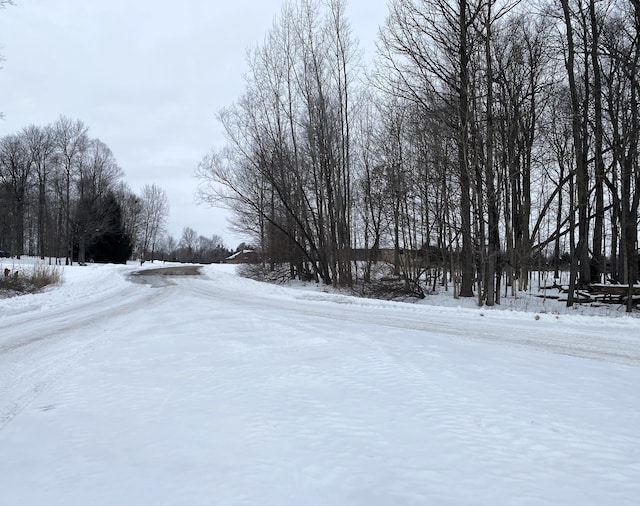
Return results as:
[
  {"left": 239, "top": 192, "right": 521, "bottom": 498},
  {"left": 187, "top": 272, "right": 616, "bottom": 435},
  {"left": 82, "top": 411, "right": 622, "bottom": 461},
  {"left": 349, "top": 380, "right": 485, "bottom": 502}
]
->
[
  {"left": 0, "top": 264, "right": 63, "bottom": 297},
  {"left": 239, "top": 262, "right": 292, "bottom": 283},
  {"left": 355, "top": 275, "right": 426, "bottom": 301},
  {"left": 30, "top": 263, "right": 63, "bottom": 289}
]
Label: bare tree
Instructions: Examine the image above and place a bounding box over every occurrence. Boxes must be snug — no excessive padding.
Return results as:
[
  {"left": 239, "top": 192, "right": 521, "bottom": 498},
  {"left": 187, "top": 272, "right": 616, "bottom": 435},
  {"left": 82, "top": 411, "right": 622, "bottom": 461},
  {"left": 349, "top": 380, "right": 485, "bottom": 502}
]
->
[
  {"left": 179, "top": 226, "right": 199, "bottom": 262},
  {"left": 114, "top": 181, "right": 143, "bottom": 254},
  {"left": 352, "top": 97, "right": 389, "bottom": 283},
  {"left": 198, "top": 0, "right": 360, "bottom": 286},
  {"left": 380, "top": 0, "right": 484, "bottom": 297},
  {"left": 21, "top": 124, "right": 56, "bottom": 259},
  {"left": 561, "top": 0, "right": 591, "bottom": 306},
  {"left": 137, "top": 183, "right": 170, "bottom": 263},
  {"left": 196, "top": 234, "right": 228, "bottom": 263},
  {"left": 601, "top": 0, "right": 640, "bottom": 311},
  {"left": 156, "top": 234, "right": 178, "bottom": 261},
  {"left": 53, "top": 116, "right": 89, "bottom": 264}
]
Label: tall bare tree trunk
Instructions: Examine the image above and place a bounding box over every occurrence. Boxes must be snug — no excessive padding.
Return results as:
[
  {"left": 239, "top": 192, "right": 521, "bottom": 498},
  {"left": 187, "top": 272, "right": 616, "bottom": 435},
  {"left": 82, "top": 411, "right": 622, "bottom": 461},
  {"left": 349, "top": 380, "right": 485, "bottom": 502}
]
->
[
  {"left": 458, "top": 0, "right": 474, "bottom": 297},
  {"left": 561, "top": 0, "right": 590, "bottom": 306},
  {"left": 589, "top": 0, "right": 605, "bottom": 284},
  {"left": 485, "top": 0, "right": 500, "bottom": 306}
]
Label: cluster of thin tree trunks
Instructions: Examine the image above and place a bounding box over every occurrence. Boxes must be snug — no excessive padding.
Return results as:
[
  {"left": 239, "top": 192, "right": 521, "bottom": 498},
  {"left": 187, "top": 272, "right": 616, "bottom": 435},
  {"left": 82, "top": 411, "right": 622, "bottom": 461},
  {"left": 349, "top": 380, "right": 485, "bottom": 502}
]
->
[{"left": 197, "top": 0, "right": 639, "bottom": 312}]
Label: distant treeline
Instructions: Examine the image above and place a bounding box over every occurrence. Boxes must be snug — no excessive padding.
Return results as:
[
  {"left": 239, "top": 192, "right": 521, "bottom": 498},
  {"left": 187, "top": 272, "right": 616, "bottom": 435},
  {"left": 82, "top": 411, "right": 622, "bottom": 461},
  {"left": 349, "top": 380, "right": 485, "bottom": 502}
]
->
[{"left": 0, "top": 117, "right": 169, "bottom": 264}]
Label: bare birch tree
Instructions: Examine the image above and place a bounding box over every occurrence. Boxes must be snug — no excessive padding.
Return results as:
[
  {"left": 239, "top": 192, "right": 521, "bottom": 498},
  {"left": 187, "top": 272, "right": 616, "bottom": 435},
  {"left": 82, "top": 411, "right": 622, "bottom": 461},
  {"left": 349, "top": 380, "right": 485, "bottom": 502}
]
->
[{"left": 138, "top": 183, "right": 170, "bottom": 263}]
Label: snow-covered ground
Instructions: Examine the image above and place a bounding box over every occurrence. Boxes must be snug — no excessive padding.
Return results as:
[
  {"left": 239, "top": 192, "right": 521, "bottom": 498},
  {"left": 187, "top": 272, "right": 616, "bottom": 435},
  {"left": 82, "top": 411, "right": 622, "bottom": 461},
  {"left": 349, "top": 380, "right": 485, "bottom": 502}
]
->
[{"left": 1, "top": 258, "right": 639, "bottom": 505}]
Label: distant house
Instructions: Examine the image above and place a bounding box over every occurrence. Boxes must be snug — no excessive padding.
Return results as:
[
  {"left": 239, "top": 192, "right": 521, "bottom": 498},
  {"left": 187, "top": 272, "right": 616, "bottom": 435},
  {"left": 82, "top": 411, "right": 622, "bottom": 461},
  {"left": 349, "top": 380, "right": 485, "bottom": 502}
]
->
[{"left": 225, "top": 250, "right": 259, "bottom": 264}]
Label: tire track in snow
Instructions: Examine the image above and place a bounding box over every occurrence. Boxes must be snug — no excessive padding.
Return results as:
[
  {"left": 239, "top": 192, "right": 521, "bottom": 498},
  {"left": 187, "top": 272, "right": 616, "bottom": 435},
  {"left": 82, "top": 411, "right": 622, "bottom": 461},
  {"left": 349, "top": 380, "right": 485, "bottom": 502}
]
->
[
  {"left": 0, "top": 275, "right": 173, "bottom": 432},
  {"left": 184, "top": 275, "right": 640, "bottom": 366}
]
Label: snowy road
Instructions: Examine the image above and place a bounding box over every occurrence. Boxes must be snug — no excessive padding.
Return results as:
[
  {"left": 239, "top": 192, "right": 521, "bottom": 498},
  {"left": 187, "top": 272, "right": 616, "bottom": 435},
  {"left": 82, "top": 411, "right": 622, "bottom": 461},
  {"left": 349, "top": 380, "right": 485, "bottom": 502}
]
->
[
  {"left": 190, "top": 274, "right": 640, "bottom": 367},
  {"left": 0, "top": 263, "right": 639, "bottom": 505}
]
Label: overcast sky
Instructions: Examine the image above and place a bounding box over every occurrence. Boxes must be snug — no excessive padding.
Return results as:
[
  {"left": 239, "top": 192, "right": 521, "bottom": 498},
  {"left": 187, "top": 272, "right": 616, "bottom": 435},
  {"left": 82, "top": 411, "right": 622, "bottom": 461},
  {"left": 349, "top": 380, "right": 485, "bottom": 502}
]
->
[{"left": 0, "top": 1, "right": 388, "bottom": 248}]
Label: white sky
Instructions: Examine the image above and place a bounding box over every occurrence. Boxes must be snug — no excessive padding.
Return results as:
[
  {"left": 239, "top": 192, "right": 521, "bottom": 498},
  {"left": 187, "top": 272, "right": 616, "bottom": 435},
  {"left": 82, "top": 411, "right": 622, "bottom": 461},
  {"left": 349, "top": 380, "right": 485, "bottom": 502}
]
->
[{"left": 0, "top": 0, "right": 388, "bottom": 248}]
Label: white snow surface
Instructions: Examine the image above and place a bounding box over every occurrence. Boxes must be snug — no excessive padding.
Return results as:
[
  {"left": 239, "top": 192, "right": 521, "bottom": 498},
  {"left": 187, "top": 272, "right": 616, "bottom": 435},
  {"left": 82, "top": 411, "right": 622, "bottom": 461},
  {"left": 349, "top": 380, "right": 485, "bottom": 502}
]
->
[{"left": 0, "top": 259, "right": 639, "bottom": 505}]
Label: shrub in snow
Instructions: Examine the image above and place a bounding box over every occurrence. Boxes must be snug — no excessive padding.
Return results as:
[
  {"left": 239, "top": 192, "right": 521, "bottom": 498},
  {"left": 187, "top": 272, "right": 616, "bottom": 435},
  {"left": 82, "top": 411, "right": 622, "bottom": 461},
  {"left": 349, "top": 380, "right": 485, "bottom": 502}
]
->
[{"left": 0, "top": 264, "right": 63, "bottom": 297}]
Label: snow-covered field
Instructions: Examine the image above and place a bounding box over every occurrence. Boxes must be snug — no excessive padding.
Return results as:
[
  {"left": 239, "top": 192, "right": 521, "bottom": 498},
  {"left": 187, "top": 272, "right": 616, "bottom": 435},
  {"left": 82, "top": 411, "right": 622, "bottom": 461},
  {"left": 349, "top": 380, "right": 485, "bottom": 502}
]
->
[{"left": 1, "top": 258, "right": 639, "bottom": 505}]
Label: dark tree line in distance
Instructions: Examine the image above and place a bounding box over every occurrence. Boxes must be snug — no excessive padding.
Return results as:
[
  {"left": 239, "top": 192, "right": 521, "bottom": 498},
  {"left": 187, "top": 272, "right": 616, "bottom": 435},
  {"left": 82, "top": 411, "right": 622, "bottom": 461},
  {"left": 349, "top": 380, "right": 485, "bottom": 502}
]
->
[{"left": 0, "top": 118, "right": 171, "bottom": 264}]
